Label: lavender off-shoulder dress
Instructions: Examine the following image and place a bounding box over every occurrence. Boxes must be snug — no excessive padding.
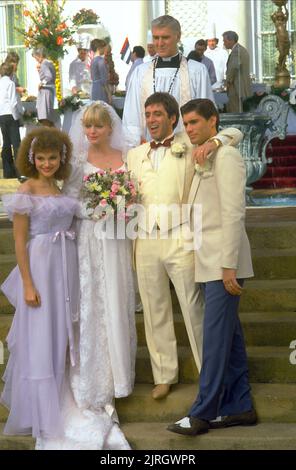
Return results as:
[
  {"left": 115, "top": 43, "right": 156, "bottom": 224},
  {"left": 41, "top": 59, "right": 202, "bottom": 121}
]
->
[{"left": 0, "top": 193, "right": 80, "bottom": 439}]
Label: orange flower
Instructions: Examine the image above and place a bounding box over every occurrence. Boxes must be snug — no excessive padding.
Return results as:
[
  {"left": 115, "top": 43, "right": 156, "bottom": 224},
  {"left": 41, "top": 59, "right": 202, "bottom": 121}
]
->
[
  {"left": 24, "top": 10, "right": 30, "bottom": 16},
  {"left": 56, "top": 36, "right": 63, "bottom": 46},
  {"left": 41, "top": 28, "right": 50, "bottom": 37},
  {"left": 28, "top": 28, "right": 34, "bottom": 38},
  {"left": 56, "top": 22, "right": 67, "bottom": 32}
]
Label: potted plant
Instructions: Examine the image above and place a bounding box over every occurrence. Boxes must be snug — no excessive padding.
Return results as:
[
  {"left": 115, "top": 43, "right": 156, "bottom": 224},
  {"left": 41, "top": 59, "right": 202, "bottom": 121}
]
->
[{"left": 72, "top": 8, "right": 110, "bottom": 42}]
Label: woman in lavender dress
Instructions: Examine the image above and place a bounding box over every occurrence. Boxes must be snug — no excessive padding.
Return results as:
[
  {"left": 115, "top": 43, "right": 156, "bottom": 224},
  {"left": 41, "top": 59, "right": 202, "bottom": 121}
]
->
[
  {"left": 35, "top": 102, "right": 136, "bottom": 450},
  {"left": 0, "top": 127, "right": 79, "bottom": 439},
  {"left": 90, "top": 39, "right": 109, "bottom": 102},
  {"left": 32, "top": 47, "right": 56, "bottom": 127}
]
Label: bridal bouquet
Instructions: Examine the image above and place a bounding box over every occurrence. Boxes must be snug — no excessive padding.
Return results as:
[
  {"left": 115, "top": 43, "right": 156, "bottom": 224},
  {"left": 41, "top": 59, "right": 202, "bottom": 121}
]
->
[{"left": 81, "top": 168, "right": 140, "bottom": 221}]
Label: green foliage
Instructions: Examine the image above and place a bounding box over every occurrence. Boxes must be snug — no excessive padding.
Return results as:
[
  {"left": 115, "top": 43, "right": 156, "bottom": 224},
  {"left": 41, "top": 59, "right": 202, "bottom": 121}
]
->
[{"left": 72, "top": 8, "right": 100, "bottom": 26}]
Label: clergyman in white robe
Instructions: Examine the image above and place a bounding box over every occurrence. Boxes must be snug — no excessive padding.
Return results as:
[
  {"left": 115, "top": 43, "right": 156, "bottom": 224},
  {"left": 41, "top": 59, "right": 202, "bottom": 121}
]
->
[{"left": 122, "top": 55, "right": 214, "bottom": 149}]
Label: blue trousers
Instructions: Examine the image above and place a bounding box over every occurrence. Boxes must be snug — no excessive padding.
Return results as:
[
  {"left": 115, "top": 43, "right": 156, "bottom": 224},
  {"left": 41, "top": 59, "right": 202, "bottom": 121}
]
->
[{"left": 189, "top": 280, "right": 253, "bottom": 421}]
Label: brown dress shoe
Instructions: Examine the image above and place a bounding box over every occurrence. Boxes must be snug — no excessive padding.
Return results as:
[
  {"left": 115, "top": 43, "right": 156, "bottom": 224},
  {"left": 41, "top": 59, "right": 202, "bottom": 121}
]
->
[
  {"left": 167, "top": 416, "right": 209, "bottom": 436},
  {"left": 152, "top": 384, "right": 171, "bottom": 400},
  {"left": 209, "top": 408, "right": 258, "bottom": 429}
]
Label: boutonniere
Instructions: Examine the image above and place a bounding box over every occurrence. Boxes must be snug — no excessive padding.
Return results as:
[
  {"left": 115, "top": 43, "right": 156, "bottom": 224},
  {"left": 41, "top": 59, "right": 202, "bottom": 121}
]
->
[
  {"left": 171, "top": 142, "right": 187, "bottom": 158},
  {"left": 195, "top": 159, "right": 214, "bottom": 178}
]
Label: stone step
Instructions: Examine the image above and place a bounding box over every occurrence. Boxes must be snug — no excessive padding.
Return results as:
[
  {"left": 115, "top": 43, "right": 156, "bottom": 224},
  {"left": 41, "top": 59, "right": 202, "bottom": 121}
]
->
[
  {"left": 0, "top": 229, "right": 14, "bottom": 255},
  {"left": 0, "top": 218, "right": 12, "bottom": 229},
  {"left": 115, "top": 383, "right": 296, "bottom": 424},
  {"left": 0, "top": 254, "right": 16, "bottom": 284},
  {"left": 0, "top": 424, "right": 34, "bottom": 450},
  {"left": 135, "top": 311, "right": 296, "bottom": 347},
  {"left": 239, "top": 279, "right": 296, "bottom": 312},
  {"left": 0, "top": 345, "right": 294, "bottom": 386},
  {"left": 0, "top": 219, "right": 295, "bottom": 251},
  {"left": 1, "top": 278, "right": 295, "bottom": 316},
  {"left": 1, "top": 246, "right": 296, "bottom": 281},
  {"left": 122, "top": 422, "right": 296, "bottom": 450},
  {"left": 0, "top": 294, "right": 14, "bottom": 315},
  {"left": 246, "top": 222, "right": 296, "bottom": 251},
  {"left": 134, "top": 346, "right": 296, "bottom": 384},
  {"left": 1, "top": 311, "right": 296, "bottom": 349},
  {"left": 252, "top": 249, "right": 296, "bottom": 280},
  {"left": 0, "top": 422, "right": 295, "bottom": 450},
  {"left": 167, "top": 280, "right": 296, "bottom": 313},
  {"left": 1, "top": 382, "right": 296, "bottom": 427}
]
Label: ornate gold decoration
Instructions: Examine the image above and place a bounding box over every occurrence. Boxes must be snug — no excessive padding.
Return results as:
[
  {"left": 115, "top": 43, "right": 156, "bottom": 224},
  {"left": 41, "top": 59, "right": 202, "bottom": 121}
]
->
[{"left": 271, "top": 0, "right": 291, "bottom": 88}]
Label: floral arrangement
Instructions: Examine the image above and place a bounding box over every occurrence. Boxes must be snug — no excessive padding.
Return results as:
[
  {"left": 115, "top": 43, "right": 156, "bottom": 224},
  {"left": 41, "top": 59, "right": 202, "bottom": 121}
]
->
[
  {"left": 271, "top": 86, "right": 296, "bottom": 113},
  {"left": 72, "top": 8, "right": 100, "bottom": 27},
  {"left": 114, "top": 90, "right": 126, "bottom": 97},
  {"left": 16, "top": 0, "right": 76, "bottom": 61},
  {"left": 81, "top": 169, "right": 140, "bottom": 221},
  {"left": 195, "top": 159, "right": 214, "bottom": 178},
  {"left": 243, "top": 86, "right": 296, "bottom": 113},
  {"left": 58, "top": 95, "right": 84, "bottom": 114},
  {"left": 171, "top": 142, "right": 187, "bottom": 158},
  {"left": 22, "top": 110, "right": 39, "bottom": 124}
]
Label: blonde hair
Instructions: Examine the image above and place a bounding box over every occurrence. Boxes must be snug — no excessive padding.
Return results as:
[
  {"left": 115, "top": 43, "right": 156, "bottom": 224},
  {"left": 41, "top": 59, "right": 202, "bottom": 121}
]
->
[{"left": 82, "top": 103, "right": 112, "bottom": 128}]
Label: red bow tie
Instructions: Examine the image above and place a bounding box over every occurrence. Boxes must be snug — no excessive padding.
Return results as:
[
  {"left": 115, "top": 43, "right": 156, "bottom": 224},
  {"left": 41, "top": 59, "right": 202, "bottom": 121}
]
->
[{"left": 150, "top": 136, "right": 174, "bottom": 150}]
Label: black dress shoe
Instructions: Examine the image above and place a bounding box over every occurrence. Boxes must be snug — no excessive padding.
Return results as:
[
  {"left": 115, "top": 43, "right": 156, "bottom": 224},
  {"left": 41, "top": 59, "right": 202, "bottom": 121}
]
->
[
  {"left": 167, "top": 416, "right": 209, "bottom": 436},
  {"left": 209, "top": 408, "right": 257, "bottom": 429}
]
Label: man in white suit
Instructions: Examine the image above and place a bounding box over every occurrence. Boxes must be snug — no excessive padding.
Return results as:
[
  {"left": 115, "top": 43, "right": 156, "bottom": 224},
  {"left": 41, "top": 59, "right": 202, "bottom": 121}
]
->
[
  {"left": 168, "top": 99, "right": 256, "bottom": 435},
  {"left": 127, "top": 92, "right": 243, "bottom": 399}
]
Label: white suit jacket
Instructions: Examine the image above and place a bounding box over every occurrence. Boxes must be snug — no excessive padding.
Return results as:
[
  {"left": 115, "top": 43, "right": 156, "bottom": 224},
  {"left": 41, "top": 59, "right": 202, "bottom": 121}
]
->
[{"left": 188, "top": 145, "right": 254, "bottom": 282}]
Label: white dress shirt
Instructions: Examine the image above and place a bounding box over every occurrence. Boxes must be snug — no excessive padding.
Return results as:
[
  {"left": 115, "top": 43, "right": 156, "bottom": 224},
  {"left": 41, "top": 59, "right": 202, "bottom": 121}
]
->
[
  {"left": 150, "top": 134, "right": 175, "bottom": 171},
  {"left": 0, "top": 76, "right": 23, "bottom": 120}
]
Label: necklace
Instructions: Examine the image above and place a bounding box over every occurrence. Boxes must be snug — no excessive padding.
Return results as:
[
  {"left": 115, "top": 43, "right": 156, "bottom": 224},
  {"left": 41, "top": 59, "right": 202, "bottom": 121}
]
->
[{"left": 152, "top": 54, "right": 182, "bottom": 94}]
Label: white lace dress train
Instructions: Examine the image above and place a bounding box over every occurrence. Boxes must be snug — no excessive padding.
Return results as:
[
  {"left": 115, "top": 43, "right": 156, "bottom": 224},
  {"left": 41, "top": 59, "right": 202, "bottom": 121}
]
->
[{"left": 36, "top": 162, "right": 137, "bottom": 450}]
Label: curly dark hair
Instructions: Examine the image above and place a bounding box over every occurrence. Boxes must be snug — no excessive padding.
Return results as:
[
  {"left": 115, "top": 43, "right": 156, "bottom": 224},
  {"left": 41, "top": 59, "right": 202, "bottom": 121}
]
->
[{"left": 16, "top": 127, "right": 72, "bottom": 180}]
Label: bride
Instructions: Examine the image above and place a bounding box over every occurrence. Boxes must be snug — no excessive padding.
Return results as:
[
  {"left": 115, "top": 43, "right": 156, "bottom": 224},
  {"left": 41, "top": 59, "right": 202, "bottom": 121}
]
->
[{"left": 36, "top": 102, "right": 137, "bottom": 450}]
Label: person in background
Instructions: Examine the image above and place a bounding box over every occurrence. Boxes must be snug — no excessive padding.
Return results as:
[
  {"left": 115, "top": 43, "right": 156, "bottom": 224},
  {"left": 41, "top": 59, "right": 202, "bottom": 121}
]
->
[
  {"left": 32, "top": 47, "right": 56, "bottom": 127},
  {"left": 187, "top": 39, "right": 217, "bottom": 86},
  {"left": 90, "top": 39, "right": 108, "bottom": 103},
  {"left": 5, "top": 52, "right": 26, "bottom": 95},
  {"left": 0, "top": 62, "right": 23, "bottom": 178},
  {"left": 143, "top": 31, "right": 157, "bottom": 63},
  {"left": 223, "top": 31, "right": 252, "bottom": 113},
  {"left": 69, "top": 43, "right": 89, "bottom": 96},
  {"left": 205, "top": 39, "right": 228, "bottom": 90},
  {"left": 122, "top": 15, "right": 214, "bottom": 149},
  {"left": 125, "top": 46, "right": 145, "bottom": 90}
]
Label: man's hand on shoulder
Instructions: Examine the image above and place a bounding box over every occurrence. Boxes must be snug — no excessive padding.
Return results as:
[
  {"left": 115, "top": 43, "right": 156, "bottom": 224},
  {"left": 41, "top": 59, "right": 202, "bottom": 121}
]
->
[{"left": 192, "top": 139, "right": 221, "bottom": 165}]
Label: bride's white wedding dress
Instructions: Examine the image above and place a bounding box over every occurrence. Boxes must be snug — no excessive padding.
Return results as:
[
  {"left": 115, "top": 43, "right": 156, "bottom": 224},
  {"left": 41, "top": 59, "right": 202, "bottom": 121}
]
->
[{"left": 36, "top": 161, "right": 137, "bottom": 450}]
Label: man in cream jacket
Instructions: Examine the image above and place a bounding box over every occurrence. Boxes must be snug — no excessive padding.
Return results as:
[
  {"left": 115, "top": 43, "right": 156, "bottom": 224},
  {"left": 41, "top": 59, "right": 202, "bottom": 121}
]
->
[
  {"left": 168, "top": 98, "right": 256, "bottom": 436},
  {"left": 127, "top": 92, "right": 243, "bottom": 400}
]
